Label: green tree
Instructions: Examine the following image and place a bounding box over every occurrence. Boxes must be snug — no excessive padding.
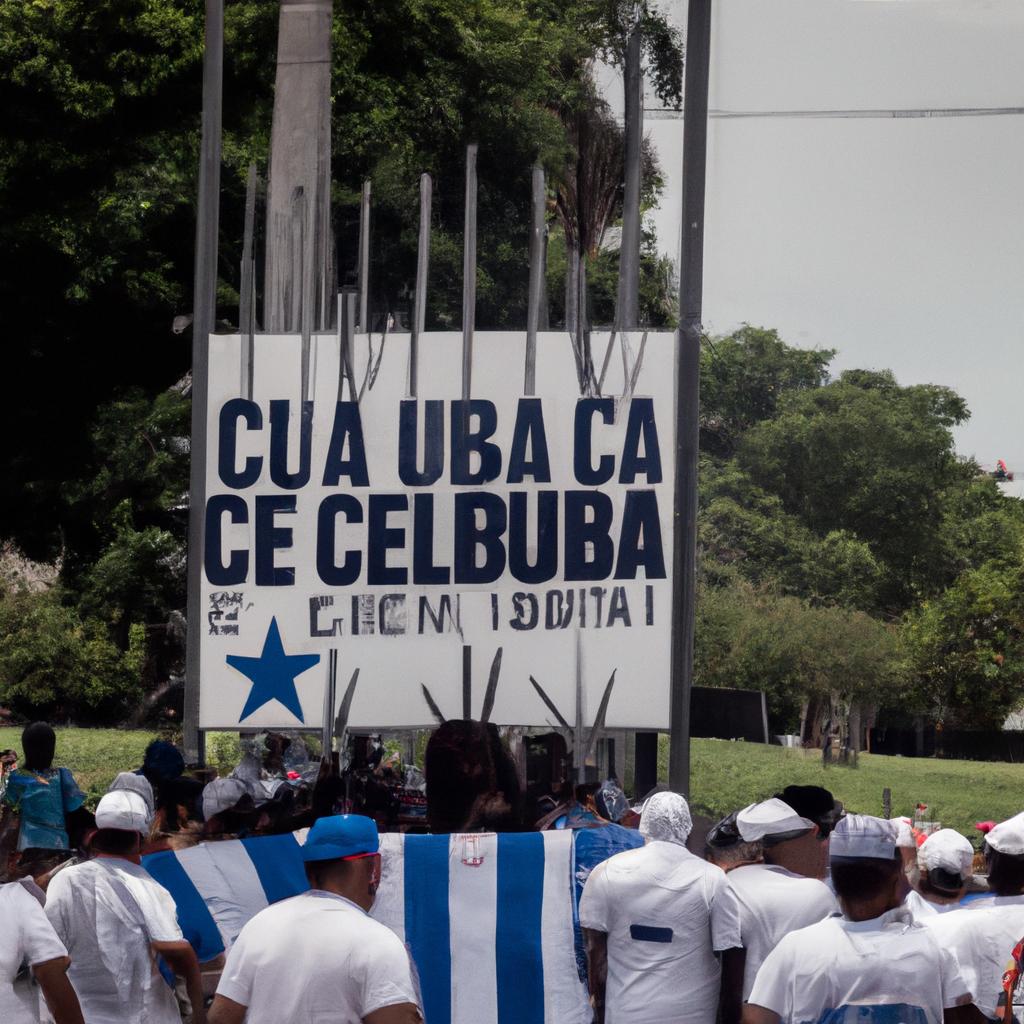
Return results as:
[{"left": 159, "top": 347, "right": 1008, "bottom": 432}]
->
[{"left": 899, "top": 559, "right": 1024, "bottom": 729}]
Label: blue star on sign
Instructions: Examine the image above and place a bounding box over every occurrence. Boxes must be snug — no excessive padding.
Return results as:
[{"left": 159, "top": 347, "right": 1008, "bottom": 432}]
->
[{"left": 227, "top": 617, "right": 320, "bottom": 723}]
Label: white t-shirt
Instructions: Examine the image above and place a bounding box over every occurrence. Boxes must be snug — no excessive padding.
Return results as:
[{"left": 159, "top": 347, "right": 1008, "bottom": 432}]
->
[
  {"left": 44, "top": 857, "right": 183, "bottom": 1024},
  {"left": 216, "top": 890, "right": 422, "bottom": 1023},
  {"left": 1, "top": 883, "right": 68, "bottom": 1024},
  {"left": 726, "top": 862, "right": 837, "bottom": 999},
  {"left": 578, "top": 839, "right": 742, "bottom": 1024},
  {"left": 903, "top": 889, "right": 961, "bottom": 922},
  {"left": 749, "top": 906, "right": 970, "bottom": 1024},
  {"left": 925, "top": 895, "right": 1024, "bottom": 1018}
]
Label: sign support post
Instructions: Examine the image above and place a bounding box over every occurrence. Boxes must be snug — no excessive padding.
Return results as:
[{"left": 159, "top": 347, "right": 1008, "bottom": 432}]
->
[
  {"left": 184, "top": 0, "right": 224, "bottom": 765},
  {"left": 669, "top": 0, "right": 713, "bottom": 796}
]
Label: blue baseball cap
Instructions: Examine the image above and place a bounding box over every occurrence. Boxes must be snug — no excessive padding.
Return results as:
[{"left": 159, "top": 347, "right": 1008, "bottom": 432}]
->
[{"left": 301, "top": 814, "right": 380, "bottom": 863}]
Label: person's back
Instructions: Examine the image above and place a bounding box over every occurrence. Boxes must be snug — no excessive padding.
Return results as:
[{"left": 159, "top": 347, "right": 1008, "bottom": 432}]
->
[
  {"left": 749, "top": 905, "right": 963, "bottom": 1024},
  {"left": 217, "top": 890, "right": 417, "bottom": 1023},
  {"left": 581, "top": 839, "right": 739, "bottom": 1023},
  {"left": 743, "top": 814, "right": 974, "bottom": 1024},
  {"left": 727, "top": 862, "right": 836, "bottom": 998},
  {"left": 44, "top": 856, "right": 182, "bottom": 1024}
]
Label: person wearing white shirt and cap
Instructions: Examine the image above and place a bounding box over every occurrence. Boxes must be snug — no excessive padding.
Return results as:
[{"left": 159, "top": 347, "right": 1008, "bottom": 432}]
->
[
  {"left": 208, "top": 813, "right": 421, "bottom": 1024},
  {"left": 578, "top": 791, "right": 742, "bottom": 1024},
  {"left": 724, "top": 798, "right": 837, "bottom": 1013},
  {"left": 744, "top": 813, "right": 981, "bottom": 1024},
  {"left": 904, "top": 829, "right": 974, "bottom": 920},
  {"left": 926, "top": 812, "right": 1024, "bottom": 1020},
  {"left": 44, "top": 789, "right": 205, "bottom": 1024}
]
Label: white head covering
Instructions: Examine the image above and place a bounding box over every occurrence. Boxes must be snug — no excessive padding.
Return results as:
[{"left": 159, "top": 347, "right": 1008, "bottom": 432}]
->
[
  {"left": 892, "top": 816, "right": 916, "bottom": 849},
  {"left": 639, "top": 792, "right": 693, "bottom": 845},
  {"left": 737, "top": 798, "right": 816, "bottom": 842},
  {"left": 830, "top": 813, "right": 898, "bottom": 860},
  {"left": 918, "top": 828, "right": 974, "bottom": 879},
  {"left": 985, "top": 811, "right": 1024, "bottom": 856},
  {"left": 203, "top": 777, "right": 249, "bottom": 821},
  {"left": 95, "top": 790, "right": 152, "bottom": 834},
  {"left": 108, "top": 772, "right": 155, "bottom": 817}
]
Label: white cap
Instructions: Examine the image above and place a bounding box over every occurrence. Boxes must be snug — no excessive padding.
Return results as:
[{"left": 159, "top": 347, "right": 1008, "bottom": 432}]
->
[
  {"left": 639, "top": 792, "right": 693, "bottom": 846},
  {"left": 830, "top": 814, "right": 897, "bottom": 860},
  {"left": 203, "top": 777, "right": 248, "bottom": 821},
  {"left": 95, "top": 790, "right": 152, "bottom": 834},
  {"left": 737, "top": 798, "right": 816, "bottom": 842},
  {"left": 892, "top": 816, "right": 916, "bottom": 849},
  {"left": 108, "top": 772, "right": 155, "bottom": 817},
  {"left": 985, "top": 812, "right": 1024, "bottom": 856},
  {"left": 919, "top": 829, "right": 974, "bottom": 879}
]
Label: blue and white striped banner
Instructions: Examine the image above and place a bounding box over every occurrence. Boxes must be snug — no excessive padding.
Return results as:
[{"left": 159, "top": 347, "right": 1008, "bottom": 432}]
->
[{"left": 143, "top": 827, "right": 641, "bottom": 1024}]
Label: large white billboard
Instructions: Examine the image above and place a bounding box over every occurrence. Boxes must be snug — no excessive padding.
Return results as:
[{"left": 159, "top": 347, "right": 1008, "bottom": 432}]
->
[{"left": 199, "top": 331, "right": 675, "bottom": 730}]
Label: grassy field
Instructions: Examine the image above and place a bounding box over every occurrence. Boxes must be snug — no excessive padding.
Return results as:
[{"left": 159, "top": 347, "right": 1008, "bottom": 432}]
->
[{"left": 2, "top": 728, "right": 1021, "bottom": 838}]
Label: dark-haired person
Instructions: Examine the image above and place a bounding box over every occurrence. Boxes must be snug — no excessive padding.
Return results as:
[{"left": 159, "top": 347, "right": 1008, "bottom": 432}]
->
[
  {"left": 1, "top": 723, "right": 90, "bottom": 852},
  {"left": 208, "top": 814, "right": 421, "bottom": 1024},
  {"left": 726, "top": 800, "right": 837, "bottom": 1006},
  {"left": 44, "top": 790, "right": 205, "bottom": 1024},
  {"left": 926, "top": 813, "right": 1024, "bottom": 1020},
  {"left": 905, "top": 829, "right": 974, "bottom": 920},
  {"left": 774, "top": 785, "right": 843, "bottom": 879},
  {"left": 704, "top": 811, "right": 763, "bottom": 873},
  {"left": 743, "top": 814, "right": 982, "bottom": 1024}
]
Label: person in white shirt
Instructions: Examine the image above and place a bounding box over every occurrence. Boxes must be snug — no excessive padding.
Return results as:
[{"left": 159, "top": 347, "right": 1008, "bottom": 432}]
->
[
  {"left": 578, "top": 791, "right": 742, "bottom": 1024},
  {"left": 208, "top": 813, "right": 421, "bottom": 1024},
  {"left": 904, "top": 829, "right": 974, "bottom": 921},
  {"left": 1, "top": 881, "right": 83, "bottom": 1024},
  {"left": 743, "top": 814, "right": 982, "bottom": 1024},
  {"left": 926, "top": 812, "right": 1024, "bottom": 1020},
  {"left": 44, "top": 790, "right": 205, "bottom": 1024},
  {"left": 725, "top": 799, "right": 838, "bottom": 1009}
]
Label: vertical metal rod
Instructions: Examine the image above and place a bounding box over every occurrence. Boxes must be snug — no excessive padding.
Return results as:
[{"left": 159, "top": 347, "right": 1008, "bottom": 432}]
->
[
  {"left": 300, "top": 188, "right": 315, "bottom": 401},
  {"left": 357, "top": 179, "right": 371, "bottom": 330},
  {"left": 339, "top": 289, "right": 357, "bottom": 401},
  {"left": 461, "top": 144, "right": 478, "bottom": 401},
  {"left": 462, "top": 645, "right": 472, "bottom": 720},
  {"left": 617, "top": 24, "right": 643, "bottom": 330},
  {"left": 409, "top": 173, "right": 432, "bottom": 398},
  {"left": 239, "top": 163, "right": 258, "bottom": 399},
  {"left": 183, "top": 0, "right": 223, "bottom": 766},
  {"left": 525, "top": 165, "right": 545, "bottom": 395},
  {"left": 669, "top": 0, "right": 714, "bottom": 797}
]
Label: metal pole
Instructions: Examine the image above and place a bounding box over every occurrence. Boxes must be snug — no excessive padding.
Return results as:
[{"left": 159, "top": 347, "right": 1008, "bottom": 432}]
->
[
  {"left": 525, "top": 165, "right": 545, "bottom": 395},
  {"left": 358, "top": 179, "right": 371, "bottom": 330},
  {"left": 183, "top": 0, "right": 224, "bottom": 766},
  {"left": 669, "top": 0, "right": 713, "bottom": 796},
  {"left": 617, "top": 24, "right": 643, "bottom": 329},
  {"left": 461, "top": 144, "right": 478, "bottom": 401},
  {"left": 239, "top": 163, "right": 258, "bottom": 399},
  {"left": 409, "top": 173, "right": 431, "bottom": 398}
]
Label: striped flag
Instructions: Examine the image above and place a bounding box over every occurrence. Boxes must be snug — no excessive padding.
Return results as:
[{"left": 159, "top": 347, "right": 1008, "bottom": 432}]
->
[{"left": 144, "top": 827, "right": 640, "bottom": 1024}]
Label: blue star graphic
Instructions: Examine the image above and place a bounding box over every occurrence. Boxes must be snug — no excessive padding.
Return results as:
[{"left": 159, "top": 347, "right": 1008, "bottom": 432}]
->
[{"left": 226, "top": 617, "right": 321, "bottom": 723}]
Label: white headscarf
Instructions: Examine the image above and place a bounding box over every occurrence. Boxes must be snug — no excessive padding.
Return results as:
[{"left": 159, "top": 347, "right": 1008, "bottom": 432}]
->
[{"left": 639, "top": 791, "right": 693, "bottom": 846}]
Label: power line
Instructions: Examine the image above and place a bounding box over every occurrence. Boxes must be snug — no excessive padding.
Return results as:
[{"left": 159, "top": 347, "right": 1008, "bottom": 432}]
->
[{"left": 643, "top": 105, "right": 1024, "bottom": 120}]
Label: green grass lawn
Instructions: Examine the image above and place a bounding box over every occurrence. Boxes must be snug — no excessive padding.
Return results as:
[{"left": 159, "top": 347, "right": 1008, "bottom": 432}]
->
[
  {"left": 678, "top": 737, "right": 1024, "bottom": 837},
  {"left": 2, "top": 728, "right": 1021, "bottom": 839},
  {"left": 0, "top": 727, "right": 158, "bottom": 805}
]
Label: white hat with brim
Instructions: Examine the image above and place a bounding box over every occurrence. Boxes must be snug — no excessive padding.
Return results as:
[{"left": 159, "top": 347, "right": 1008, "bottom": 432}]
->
[
  {"left": 830, "top": 813, "right": 898, "bottom": 860},
  {"left": 919, "top": 828, "right": 974, "bottom": 879},
  {"left": 95, "top": 790, "right": 152, "bottom": 834},
  {"left": 736, "top": 798, "right": 816, "bottom": 842},
  {"left": 985, "top": 812, "right": 1024, "bottom": 856}
]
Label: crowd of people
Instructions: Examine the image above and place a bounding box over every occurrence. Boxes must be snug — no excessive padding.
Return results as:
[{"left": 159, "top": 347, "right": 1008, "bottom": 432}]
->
[{"left": 3, "top": 721, "right": 1024, "bottom": 1024}]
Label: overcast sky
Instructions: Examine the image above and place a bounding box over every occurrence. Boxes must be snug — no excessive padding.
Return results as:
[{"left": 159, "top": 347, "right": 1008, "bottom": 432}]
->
[{"left": 605, "top": 0, "right": 1024, "bottom": 477}]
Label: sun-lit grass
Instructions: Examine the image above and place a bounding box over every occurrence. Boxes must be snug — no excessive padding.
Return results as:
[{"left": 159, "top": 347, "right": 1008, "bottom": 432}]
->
[
  {"left": 672, "top": 737, "right": 1024, "bottom": 837},
  {"left": 2, "top": 728, "right": 1021, "bottom": 838}
]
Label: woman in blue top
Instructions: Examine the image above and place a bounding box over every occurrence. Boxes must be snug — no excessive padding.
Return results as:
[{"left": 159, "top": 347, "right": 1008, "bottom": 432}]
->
[{"left": 1, "top": 722, "right": 87, "bottom": 851}]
